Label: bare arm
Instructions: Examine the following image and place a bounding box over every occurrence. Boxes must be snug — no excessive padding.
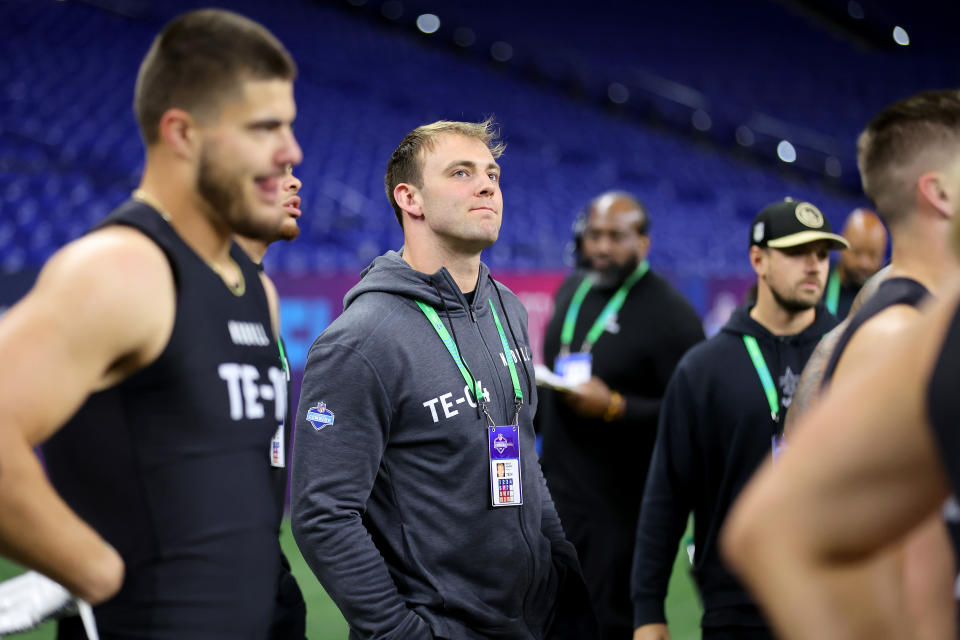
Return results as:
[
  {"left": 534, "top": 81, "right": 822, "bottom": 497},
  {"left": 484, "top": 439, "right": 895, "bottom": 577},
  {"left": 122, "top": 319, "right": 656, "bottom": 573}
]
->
[
  {"left": 0, "top": 227, "right": 175, "bottom": 603},
  {"left": 722, "top": 281, "right": 960, "bottom": 640},
  {"left": 783, "top": 320, "right": 846, "bottom": 437},
  {"left": 633, "top": 623, "right": 670, "bottom": 640}
]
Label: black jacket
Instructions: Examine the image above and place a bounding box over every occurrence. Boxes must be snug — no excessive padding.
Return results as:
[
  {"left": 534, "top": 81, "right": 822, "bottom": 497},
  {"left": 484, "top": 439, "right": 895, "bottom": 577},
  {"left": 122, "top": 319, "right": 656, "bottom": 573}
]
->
[
  {"left": 631, "top": 304, "right": 838, "bottom": 629},
  {"left": 539, "top": 269, "right": 704, "bottom": 519}
]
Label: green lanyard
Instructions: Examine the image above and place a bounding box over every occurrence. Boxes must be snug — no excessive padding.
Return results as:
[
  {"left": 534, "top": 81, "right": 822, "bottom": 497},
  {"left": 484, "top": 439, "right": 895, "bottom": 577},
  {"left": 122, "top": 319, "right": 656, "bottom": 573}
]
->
[
  {"left": 277, "top": 336, "right": 290, "bottom": 382},
  {"left": 416, "top": 298, "right": 523, "bottom": 424},
  {"left": 560, "top": 260, "right": 649, "bottom": 355},
  {"left": 742, "top": 335, "right": 780, "bottom": 427},
  {"left": 824, "top": 268, "right": 840, "bottom": 315},
  {"left": 488, "top": 299, "right": 523, "bottom": 412}
]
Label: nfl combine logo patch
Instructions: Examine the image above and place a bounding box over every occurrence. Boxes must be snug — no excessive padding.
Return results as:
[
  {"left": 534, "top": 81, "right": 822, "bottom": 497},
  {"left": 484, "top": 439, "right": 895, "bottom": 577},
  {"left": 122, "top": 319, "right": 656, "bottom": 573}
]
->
[{"left": 306, "top": 402, "right": 335, "bottom": 431}]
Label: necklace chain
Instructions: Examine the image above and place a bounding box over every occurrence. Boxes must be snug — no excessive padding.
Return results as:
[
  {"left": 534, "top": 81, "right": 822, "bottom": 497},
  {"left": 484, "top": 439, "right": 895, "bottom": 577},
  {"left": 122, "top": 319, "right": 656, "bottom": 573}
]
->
[{"left": 131, "top": 189, "right": 246, "bottom": 297}]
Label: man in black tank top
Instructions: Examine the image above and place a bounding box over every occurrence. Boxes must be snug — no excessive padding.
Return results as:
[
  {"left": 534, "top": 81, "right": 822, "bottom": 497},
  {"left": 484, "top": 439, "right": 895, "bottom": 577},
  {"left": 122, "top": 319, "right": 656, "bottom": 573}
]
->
[
  {"left": 723, "top": 90, "right": 960, "bottom": 640},
  {"left": 0, "top": 9, "right": 302, "bottom": 639},
  {"left": 235, "top": 164, "right": 307, "bottom": 639}
]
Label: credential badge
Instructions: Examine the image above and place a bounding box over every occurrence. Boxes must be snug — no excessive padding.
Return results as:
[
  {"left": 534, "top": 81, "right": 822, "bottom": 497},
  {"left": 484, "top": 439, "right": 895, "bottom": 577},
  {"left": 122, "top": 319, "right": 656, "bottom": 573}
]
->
[
  {"left": 306, "top": 402, "right": 336, "bottom": 431},
  {"left": 795, "top": 203, "right": 824, "bottom": 228}
]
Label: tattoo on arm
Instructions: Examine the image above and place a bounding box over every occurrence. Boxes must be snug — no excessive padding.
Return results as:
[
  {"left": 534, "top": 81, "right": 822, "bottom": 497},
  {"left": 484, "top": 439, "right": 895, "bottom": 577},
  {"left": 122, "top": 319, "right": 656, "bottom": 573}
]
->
[{"left": 784, "top": 322, "right": 846, "bottom": 437}]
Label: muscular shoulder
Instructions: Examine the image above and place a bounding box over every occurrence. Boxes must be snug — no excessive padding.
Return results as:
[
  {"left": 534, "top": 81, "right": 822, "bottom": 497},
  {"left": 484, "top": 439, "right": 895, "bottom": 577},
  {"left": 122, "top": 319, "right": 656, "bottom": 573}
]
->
[
  {"left": 832, "top": 305, "right": 922, "bottom": 383},
  {"left": 10, "top": 226, "right": 175, "bottom": 388},
  {"left": 41, "top": 226, "right": 173, "bottom": 326}
]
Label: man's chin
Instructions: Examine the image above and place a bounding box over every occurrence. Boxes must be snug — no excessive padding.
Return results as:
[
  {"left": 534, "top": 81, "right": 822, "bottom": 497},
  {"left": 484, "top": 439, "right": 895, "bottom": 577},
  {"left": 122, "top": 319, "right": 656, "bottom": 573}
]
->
[
  {"left": 588, "top": 260, "right": 637, "bottom": 289},
  {"left": 277, "top": 219, "right": 300, "bottom": 242}
]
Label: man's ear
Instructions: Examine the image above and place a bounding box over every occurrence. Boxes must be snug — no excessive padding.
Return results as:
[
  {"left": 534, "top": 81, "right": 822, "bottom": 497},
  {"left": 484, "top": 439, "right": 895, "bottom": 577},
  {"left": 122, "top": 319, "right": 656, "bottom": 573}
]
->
[
  {"left": 638, "top": 235, "right": 652, "bottom": 260},
  {"left": 394, "top": 183, "right": 424, "bottom": 221},
  {"left": 749, "top": 245, "right": 767, "bottom": 276},
  {"left": 157, "top": 108, "right": 200, "bottom": 160},
  {"left": 917, "top": 171, "right": 954, "bottom": 220}
]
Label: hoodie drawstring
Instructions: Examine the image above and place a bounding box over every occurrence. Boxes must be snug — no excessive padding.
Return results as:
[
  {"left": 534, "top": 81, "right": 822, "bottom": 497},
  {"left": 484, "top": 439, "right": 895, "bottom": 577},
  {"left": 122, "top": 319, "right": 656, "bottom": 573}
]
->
[
  {"left": 431, "top": 280, "right": 483, "bottom": 421},
  {"left": 489, "top": 275, "right": 533, "bottom": 405}
]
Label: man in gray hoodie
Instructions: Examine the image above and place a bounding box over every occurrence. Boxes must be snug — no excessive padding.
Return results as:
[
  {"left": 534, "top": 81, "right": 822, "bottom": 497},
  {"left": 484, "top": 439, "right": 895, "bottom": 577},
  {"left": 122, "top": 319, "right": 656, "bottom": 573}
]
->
[{"left": 292, "top": 119, "right": 594, "bottom": 639}]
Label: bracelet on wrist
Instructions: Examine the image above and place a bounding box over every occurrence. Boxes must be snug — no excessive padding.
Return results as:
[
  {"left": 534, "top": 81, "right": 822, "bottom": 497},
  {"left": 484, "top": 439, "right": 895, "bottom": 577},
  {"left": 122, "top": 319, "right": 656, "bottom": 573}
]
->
[{"left": 603, "top": 391, "right": 624, "bottom": 422}]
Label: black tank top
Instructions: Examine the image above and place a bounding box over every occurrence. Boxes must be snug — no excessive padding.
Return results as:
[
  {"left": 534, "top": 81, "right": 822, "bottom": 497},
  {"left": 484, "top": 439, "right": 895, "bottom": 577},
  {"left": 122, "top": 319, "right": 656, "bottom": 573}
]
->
[
  {"left": 930, "top": 297, "right": 960, "bottom": 494},
  {"left": 821, "top": 277, "right": 930, "bottom": 389},
  {"left": 44, "top": 200, "right": 285, "bottom": 639},
  {"left": 928, "top": 299, "right": 960, "bottom": 609}
]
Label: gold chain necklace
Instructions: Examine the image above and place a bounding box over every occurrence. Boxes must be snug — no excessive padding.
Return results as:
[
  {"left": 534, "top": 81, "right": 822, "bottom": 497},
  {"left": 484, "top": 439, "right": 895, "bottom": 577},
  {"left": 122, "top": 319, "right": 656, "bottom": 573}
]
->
[{"left": 131, "top": 189, "right": 246, "bottom": 297}]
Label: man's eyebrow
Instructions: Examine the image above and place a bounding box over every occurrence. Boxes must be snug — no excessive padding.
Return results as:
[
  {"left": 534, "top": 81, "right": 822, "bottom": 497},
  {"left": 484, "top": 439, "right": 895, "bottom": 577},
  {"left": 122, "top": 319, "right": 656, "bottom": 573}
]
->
[
  {"left": 442, "top": 160, "right": 501, "bottom": 172},
  {"left": 245, "top": 118, "right": 283, "bottom": 129}
]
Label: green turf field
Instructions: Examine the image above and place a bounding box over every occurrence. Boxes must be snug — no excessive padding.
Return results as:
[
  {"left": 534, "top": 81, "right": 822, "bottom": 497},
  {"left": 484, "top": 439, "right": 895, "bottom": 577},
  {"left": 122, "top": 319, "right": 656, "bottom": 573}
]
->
[{"left": 0, "top": 519, "right": 702, "bottom": 639}]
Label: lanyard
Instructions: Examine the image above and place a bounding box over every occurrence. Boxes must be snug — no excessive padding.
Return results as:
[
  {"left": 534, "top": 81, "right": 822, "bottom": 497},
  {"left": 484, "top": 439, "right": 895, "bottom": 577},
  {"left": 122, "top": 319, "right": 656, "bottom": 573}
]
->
[
  {"left": 824, "top": 268, "right": 840, "bottom": 315},
  {"left": 560, "top": 260, "right": 649, "bottom": 355},
  {"left": 278, "top": 336, "right": 290, "bottom": 382},
  {"left": 416, "top": 298, "right": 523, "bottom": 424},
  {"left": 742, "top": 335, "right": 780, "bottom": 427}
]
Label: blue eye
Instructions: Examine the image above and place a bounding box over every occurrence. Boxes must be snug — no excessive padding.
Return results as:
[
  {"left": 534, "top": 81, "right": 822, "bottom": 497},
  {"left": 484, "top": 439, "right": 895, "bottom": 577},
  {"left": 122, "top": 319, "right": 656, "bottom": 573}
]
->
[{"left": 488, "top": 173, "right": 499, "bottom": 182}]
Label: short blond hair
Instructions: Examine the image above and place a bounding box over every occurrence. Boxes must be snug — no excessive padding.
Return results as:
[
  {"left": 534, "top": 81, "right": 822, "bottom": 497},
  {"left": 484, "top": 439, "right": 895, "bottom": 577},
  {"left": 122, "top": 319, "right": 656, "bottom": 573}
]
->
[{"left": 384, "top": 118, "right": 505, "bottom": 226}]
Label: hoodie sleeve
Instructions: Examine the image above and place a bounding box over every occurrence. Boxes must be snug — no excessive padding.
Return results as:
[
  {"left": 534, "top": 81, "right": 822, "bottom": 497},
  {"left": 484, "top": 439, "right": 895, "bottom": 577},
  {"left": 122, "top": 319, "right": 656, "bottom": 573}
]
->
[
  {"left": 631, "top": 362, "right": 698, "bottom": 627},
  {"left": 291, "top": 340, "right": 433, "bottom": 640}
]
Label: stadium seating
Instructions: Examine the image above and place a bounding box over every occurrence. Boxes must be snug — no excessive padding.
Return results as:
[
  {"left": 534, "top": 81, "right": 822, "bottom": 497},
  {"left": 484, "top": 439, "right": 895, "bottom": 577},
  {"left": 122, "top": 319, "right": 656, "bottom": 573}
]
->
[{"left": 1, "top": 0, "right": 954, "bottom": 277}]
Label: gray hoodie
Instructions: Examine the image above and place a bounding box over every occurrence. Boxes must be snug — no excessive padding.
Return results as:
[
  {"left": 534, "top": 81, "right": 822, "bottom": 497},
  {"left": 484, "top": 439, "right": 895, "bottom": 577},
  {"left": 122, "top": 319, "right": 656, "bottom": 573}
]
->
[{"left": 292, "top": 251, "right": 585, "bottom": 640}]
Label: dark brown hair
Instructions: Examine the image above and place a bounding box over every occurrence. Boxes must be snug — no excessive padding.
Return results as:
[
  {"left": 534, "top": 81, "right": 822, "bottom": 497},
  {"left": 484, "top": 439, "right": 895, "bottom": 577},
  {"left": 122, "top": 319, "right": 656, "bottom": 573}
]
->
[
  {"left": 857, "top": 90, "right": 960, "bottom": 228},
  {"left": 134, "top": 9, "right": 296, "bottom": 145}
]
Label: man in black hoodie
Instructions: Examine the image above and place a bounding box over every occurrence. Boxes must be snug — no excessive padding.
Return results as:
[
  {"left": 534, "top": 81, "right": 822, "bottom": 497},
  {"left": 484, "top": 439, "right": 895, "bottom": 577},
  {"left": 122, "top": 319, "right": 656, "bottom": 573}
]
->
[
  {"left": 631, "top": 198, "right": 847, "bottom": 640},
  {"left": 292, "top": 119, "right": 594, "bottom": 639},
  {"left": 539, "top": 191, "right": 704, "bottom": 640}
]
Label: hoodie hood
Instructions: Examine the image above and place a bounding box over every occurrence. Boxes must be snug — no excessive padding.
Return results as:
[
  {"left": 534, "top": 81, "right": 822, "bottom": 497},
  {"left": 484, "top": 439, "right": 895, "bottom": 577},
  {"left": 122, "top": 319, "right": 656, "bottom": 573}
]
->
[
  {"left": 345, "top": 249, "right": 491, "bottom": 315},
  {"left": 721, "top": 302, "right": 835, "bottom": 344}
]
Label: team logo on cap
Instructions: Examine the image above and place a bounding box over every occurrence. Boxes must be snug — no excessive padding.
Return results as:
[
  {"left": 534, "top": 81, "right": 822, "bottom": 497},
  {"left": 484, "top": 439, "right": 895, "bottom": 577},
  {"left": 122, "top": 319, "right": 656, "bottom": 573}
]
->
[
  {"left": 795, "top": 203, "right": 824, "bottom": 228},
  {"left": 752, "top": 222, "right": 765, "bottom": 243},
  {"left": 306, "top": 402, "right": 335, "bottom": 431}
]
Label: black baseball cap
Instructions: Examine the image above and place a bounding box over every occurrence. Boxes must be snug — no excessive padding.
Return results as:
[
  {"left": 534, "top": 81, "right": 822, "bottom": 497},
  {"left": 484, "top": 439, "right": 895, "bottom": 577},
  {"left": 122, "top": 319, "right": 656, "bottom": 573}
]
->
[{"left": 750, "top": 198, "right": 849, "bottom": 250}]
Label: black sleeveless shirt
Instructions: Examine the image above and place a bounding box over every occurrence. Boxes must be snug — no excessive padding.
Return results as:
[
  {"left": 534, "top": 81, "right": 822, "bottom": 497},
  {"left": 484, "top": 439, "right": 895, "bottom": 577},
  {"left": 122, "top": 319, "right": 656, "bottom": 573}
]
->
[
  {"left": 928, "top": 299, "right": 960, "bottom": 610},
  {"left": 44, "top": 200, "right": 284, "bottom": 639},
  {"left": 821, "top": 277, "right": 930, "bottom": 389},
  {"left": 930, "top": 297, "right": 960, "bottom": 496}
]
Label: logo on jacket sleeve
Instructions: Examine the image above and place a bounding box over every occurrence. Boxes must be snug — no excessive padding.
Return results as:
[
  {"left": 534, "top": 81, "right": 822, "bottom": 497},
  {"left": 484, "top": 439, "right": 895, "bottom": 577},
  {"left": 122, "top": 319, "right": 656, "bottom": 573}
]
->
[{"left": 306, "top": 402, "right": 336, "bottom": 431}]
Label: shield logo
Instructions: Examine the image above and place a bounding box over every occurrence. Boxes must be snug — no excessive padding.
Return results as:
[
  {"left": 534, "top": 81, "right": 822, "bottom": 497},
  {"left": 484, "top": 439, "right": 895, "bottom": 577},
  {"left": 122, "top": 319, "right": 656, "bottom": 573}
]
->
[{"left": 306, "top": 402, "right": 336, "bottom": 431}]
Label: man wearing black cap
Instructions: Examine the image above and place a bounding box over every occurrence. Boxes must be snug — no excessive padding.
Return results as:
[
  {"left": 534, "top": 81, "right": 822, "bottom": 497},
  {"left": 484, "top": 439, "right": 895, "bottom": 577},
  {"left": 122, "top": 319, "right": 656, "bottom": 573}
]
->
[{"left": 631, "top": 198, "right": 847, "bottom": 640}]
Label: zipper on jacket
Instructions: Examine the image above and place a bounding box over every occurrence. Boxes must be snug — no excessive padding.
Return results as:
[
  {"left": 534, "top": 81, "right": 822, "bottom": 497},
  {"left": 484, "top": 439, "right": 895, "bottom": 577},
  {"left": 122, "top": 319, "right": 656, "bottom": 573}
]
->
[{"left": 470, "top": 297, "right": 538, "bottom": 620}]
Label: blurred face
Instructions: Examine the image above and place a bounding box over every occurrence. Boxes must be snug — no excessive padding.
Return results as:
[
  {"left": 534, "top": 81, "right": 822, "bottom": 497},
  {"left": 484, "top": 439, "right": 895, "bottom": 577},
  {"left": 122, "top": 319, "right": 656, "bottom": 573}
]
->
[
  {"left": 195, "top": 78, "right": 302, "bottom": 240},
  {"left": 275, "top": 164, "right": 302, "bottom": 242},
  {"left": 415, "top": 133, "right": 502, "bottom": 254},
  {"left": 756, "top": 241, "right": 831, "bottom": 312},
  {"left": 581, "top": 204, "right": 647, "bottom": 283},
  {"left": 840, "top": 224, "right": 886, "bottom": 287}
]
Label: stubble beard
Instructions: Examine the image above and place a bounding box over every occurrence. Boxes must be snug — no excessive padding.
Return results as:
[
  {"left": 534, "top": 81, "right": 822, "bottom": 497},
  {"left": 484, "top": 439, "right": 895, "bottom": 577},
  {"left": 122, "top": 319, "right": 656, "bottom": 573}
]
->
[
  {"left": 197, "top": 145, "right": 279, "bottom": 242},
  {"left": 769, "top": 282, "right": 818, "bottom": 314},
  {"left": 590, "top": 254, "right": 639, "bottom": 289}
]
